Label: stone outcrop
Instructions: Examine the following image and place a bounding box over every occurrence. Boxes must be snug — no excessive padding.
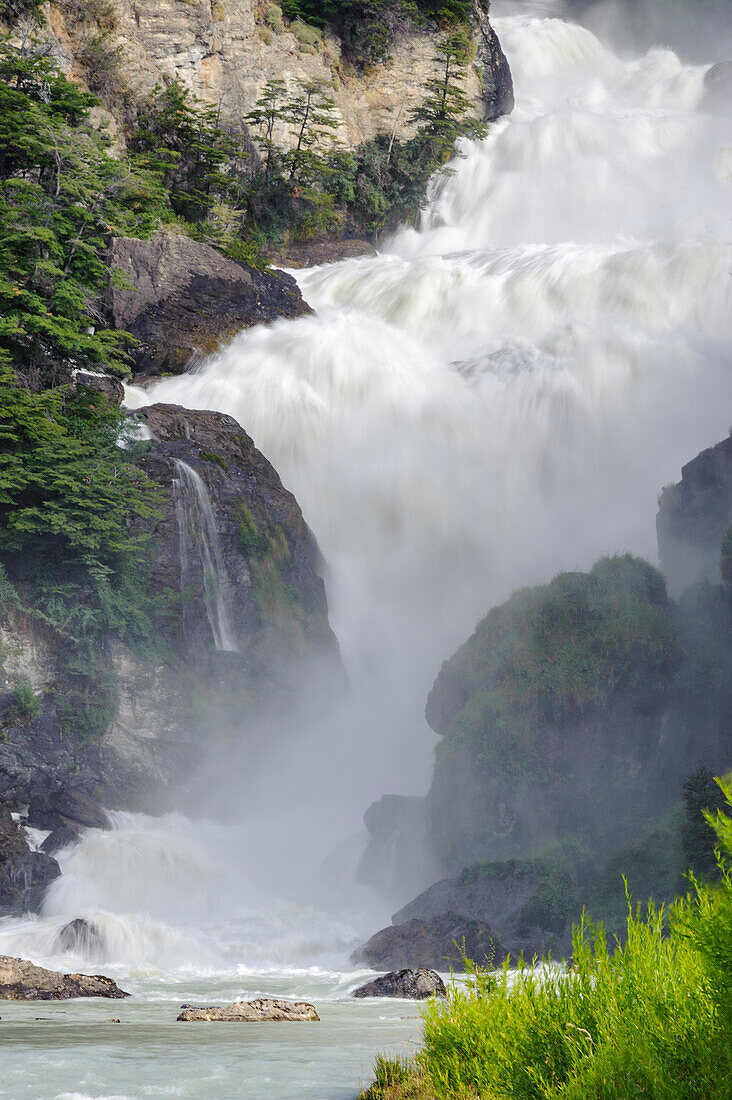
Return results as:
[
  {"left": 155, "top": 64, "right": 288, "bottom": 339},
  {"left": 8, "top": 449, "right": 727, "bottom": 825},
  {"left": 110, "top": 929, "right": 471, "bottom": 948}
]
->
[
  {"left": 0, "top": 402, "right": 341, "bottom": 900},
  {"left": 108, "top": 232, "right": 310, "bottom": 377},
  {"left": 657, "top": 435, "right": 732, "bottom": 595},
  {"left": 0, "top": 955, "right": 128, "bottom": 1000},
  {"left": 352, "top": 968, "right": 446, "bottom": 999},
  {"left": 177, "top": 998, "right": 319, "bottom": 1021},
  {"left": 474, "top": 0, "right": 514, "bottom": 119},
  {"left": 354, "top": 915, "right": 501, "bottom": 972},
  {"left": 354, "top": 861, "right": 571, "bottom": 971},
  {"left": 360, "top": 543, "right": 732, "bottom": 909}
]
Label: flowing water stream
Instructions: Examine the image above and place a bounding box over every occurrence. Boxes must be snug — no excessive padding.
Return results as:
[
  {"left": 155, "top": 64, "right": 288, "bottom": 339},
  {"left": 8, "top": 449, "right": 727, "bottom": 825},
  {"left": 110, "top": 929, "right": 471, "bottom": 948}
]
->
[
  {"left": 2, "top": 5, "right": 731, "bottom": 1097},
  {"left": 172, "top": 459, "right": 238, "bottom": 652}
]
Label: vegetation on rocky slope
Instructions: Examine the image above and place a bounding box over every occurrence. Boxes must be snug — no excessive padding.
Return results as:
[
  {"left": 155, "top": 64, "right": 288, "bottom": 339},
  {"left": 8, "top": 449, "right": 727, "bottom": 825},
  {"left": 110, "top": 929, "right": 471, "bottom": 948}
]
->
[{"left": 361, "top": 783, "right": 732, "bottom": 1100}]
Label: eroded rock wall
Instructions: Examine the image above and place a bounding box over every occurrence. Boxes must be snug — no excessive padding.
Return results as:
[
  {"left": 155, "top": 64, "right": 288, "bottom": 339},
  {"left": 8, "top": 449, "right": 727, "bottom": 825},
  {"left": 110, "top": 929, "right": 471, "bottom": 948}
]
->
[{"left": 20, "top": 1, "right": 511, "bottom": 150}]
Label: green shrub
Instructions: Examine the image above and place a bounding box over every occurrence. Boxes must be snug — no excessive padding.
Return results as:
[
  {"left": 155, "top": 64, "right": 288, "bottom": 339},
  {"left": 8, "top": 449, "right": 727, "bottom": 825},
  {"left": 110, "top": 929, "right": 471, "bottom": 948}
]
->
[
  {"left": 583, "top": 808, "right": 686, "bottom": 937},
  {"left": 291, "top": 18, "right": 322, "bottom": 47},
  {"left": 198, "top": 450, "right": 229, "bottom": 471},
  {"left": 682, "top": 766, "right": 728, "bottom": 880},
  {"left": 6, "top": 678, "right": 39, "bottom": 722},
  {"left": 265, "top": 3, "right": 285, "bottom": 31},
  {"left": 363, "top": 782, "right": 732, "bottom": 1099}
]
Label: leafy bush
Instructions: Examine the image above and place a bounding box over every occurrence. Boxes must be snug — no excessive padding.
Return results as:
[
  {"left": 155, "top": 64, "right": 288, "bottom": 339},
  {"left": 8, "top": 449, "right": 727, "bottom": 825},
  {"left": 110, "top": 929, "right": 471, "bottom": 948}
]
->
[
  {"left": 265, "top": 3, "right": 285, "bottom": 31},
  {"left": 582, "top": 808, "right": 686, "bottom": 937},
  {"left": 6, "top": 678, "right": 39, "bottom": 722},
  {"left": 362, "top": 782, "right": 732, "bottom": 1100},
  {"left": 291, "top": 18, "right": 323, "bottom": 47}
]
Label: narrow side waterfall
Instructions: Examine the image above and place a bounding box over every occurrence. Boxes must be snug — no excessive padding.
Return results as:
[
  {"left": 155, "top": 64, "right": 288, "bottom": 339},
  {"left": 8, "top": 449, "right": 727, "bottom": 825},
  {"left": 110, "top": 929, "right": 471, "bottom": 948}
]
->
[{"left": 173, "top": 459, "right": 238, "bottom": 652}]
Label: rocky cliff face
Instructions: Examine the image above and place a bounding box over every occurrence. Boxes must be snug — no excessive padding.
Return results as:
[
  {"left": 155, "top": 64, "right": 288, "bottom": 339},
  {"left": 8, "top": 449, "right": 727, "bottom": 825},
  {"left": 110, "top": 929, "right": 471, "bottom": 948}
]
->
[
  {"left": 0, "top": 399, "right": 340, "bottom": 910},
  {"left": 360, "top": 549, "right": 732, "bottom": 909},
  {"left": 26, "top": 1, "right": 510, "bottom": 150},
  {"left": 657, "top": 434, "right": 732, "bottom": 596}
]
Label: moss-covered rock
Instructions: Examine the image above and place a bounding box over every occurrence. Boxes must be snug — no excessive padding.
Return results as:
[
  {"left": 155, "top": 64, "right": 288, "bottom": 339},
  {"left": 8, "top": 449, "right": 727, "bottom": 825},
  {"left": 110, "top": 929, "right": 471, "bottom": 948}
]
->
[{"left": 423, "top": 554, "right": 728, "bottom": 874}]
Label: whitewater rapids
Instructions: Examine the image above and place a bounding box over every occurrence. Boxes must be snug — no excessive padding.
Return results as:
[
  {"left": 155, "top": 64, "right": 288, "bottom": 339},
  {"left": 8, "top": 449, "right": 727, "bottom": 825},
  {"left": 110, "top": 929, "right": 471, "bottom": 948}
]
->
[{"left": 2, "top": 9, "right": 731, "bottom": 1098}]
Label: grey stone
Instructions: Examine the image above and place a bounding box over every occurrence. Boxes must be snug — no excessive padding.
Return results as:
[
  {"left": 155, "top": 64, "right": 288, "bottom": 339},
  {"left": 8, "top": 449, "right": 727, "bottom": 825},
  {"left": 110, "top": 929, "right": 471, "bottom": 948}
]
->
[
  {"left": 352, "top": 968, "right": 446, "bottom": 999},
  {"left": 177, "top": 998, "right": 319, "bottom": 1021}
]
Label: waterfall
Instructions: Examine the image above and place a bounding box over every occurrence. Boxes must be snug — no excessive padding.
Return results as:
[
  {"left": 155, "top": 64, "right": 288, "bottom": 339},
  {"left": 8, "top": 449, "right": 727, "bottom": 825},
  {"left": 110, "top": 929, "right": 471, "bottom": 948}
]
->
[
  {"left": 134, "top": 12, "right": 732, "bottom": 816},
  {"left": 172, "top": 459, "right": 238, "bottom": 652}
]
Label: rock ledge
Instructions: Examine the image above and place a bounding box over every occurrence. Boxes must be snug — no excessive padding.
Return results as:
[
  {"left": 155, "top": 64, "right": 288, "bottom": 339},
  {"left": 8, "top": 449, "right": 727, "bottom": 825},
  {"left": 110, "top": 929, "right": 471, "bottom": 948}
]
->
[
  {"left": 177, "top": 998, "right": 320, "bottom": 1021},
  {"left": 0, "top": 955, "right": 129, "bottom": 1000}
]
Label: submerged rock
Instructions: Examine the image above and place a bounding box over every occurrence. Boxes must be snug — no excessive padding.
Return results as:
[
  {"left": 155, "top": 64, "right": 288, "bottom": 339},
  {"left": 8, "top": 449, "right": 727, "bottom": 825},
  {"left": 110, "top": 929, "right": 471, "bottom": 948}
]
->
[
  {"left": 177, "top": 998, "right": 319, "bottom": 1021},
  {"left": 0, "top": 955, "right": 128, "bottom": 1000},
  {"left": 54, "top": 919, "right": 106, "bottom": 959},
  {"left": 352, "top": 968, "right": 446, "bottom": 1000},
  {"left": 108, "top": 232, "right": 311, "bottom": 378}
]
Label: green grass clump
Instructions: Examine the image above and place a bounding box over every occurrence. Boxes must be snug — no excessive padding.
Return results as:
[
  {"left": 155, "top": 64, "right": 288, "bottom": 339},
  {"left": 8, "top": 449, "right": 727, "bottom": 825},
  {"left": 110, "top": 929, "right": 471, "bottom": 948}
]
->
[
  {"left": 362, "top": 781, "right": 732, "bottom": 1100},
  {"left": 198, "top": 450, "right": 229, "bottom": 471}
]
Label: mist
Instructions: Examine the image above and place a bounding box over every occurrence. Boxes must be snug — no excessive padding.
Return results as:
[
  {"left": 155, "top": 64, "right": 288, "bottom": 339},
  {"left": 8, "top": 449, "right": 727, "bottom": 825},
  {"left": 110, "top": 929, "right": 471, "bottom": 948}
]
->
[
  {"left": 128, "top": 0, "right": 732, "bottom": 900},
  {"left": 4, "top": 0, "right": 731, "bottom": 980}
]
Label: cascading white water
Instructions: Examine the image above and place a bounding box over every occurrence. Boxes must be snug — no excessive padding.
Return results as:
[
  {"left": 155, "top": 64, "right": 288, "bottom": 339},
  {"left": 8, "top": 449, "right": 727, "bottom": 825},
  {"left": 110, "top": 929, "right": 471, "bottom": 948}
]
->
[
  {"left": 128, "top": 12, "right": 732, "bottom": 820},
  {"left": 4, "top": 11, "right": 732, "bottom": 1096},
  {"left": 173, "top": 459, "right": 238, "bottom": 652}
]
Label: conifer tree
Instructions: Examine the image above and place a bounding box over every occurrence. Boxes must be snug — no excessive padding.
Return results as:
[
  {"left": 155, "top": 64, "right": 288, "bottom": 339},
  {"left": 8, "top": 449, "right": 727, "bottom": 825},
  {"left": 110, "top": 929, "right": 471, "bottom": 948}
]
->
[{"left": 410, "top": 29, "right": 486, "bottom": 161}]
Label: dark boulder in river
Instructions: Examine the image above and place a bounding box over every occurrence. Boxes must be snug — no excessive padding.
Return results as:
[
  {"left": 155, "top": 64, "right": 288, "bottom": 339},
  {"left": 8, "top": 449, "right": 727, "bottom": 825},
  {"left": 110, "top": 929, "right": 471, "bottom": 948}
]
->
[
  {"left": 107, "top": 231, "right": 311, "bottom": 378},
  {"left": 352, "top": 968, "right": 446, "bottom": 999},
  {"left": 55, "top": 919, "right": 106, "bottom": 959},
  {"left": 0, "top": 955, "right": 128, "bottom": 1000}
]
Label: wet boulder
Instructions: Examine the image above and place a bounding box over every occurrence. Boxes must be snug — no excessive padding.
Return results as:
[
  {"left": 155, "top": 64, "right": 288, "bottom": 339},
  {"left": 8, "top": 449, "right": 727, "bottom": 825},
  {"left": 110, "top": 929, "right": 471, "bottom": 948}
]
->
[
  {"left": 177, "top": 998, "right": 319, "bottom": 1021},
  {"left": 0, "top": 806, "right": 60, "bottom": 915},
  {"left": 352, "top": 968, "right": 446, "bottom": 999},
  {"left": 107, "top": 232, "right": 311, "bottom": 378},
  {"left": 0, "top": 955, "right": 128, "bottom": 999},
  {"left": 54, "top": 918, "right": 106, "bottom": 959},
  {"left": 41, "top": 824, "right": 80, "bottom": 856}
]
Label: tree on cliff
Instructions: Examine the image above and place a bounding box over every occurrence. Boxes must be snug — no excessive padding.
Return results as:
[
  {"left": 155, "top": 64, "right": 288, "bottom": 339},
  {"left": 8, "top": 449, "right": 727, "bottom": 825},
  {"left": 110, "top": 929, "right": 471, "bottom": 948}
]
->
[{"left": 410, "top": 29, "right": 486, "bottom": 160}]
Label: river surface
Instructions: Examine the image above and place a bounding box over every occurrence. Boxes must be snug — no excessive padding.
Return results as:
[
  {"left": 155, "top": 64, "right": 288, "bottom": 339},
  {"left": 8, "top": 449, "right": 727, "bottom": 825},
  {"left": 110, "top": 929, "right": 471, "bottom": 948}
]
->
[{"left": 3, "top": 3, "right": 732, "bottom": 1097}]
